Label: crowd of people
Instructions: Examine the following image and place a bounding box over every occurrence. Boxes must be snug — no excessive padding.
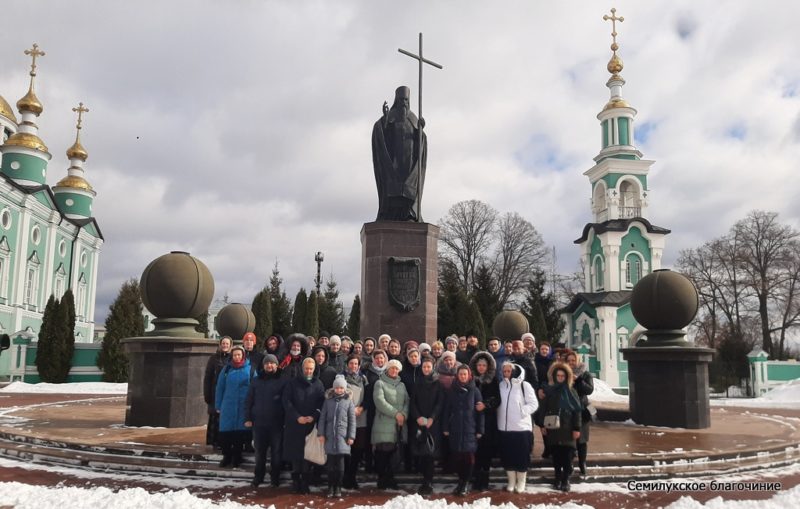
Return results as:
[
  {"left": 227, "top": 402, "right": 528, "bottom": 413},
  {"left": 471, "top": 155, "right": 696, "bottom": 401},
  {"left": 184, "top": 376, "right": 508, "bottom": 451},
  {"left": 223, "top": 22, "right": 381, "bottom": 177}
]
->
[{"left": 202, "top": 330, "right": 595, "bottom": 497}]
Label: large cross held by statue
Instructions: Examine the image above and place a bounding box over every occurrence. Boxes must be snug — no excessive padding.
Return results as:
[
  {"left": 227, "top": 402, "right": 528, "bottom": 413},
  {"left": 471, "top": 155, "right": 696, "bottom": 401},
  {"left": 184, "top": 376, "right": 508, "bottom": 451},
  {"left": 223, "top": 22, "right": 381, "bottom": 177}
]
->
[{"left": 398, "top": 33, "right": 442, "bottom": 222}]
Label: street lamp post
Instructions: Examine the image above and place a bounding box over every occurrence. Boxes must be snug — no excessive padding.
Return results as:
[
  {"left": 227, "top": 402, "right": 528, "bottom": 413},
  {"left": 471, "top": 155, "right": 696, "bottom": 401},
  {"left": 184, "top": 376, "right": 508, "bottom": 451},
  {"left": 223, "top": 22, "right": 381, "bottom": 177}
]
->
[{"left": 314, "top": 251, "right": 324, "bottom": 296}]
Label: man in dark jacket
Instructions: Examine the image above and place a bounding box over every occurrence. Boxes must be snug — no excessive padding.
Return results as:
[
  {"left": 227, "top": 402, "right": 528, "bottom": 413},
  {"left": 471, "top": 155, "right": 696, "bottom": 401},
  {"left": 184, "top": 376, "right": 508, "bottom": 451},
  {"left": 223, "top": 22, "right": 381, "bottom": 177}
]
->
[
  {"left": 509, "top": 339, "right": 538, "bottom": 390},
  {"left": 283, "top": 358, "right": 325, "bottom": 494},
  {"left": 242, "top": 332, "right": 264, "bottom": 376},
  {"left": 245, "top": 355, "right": 286, "bottom": 488}
]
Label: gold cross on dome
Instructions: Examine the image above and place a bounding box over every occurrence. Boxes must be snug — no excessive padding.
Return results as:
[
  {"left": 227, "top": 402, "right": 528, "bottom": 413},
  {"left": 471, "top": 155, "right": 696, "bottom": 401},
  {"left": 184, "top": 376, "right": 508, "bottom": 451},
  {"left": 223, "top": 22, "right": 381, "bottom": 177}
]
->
[
  {"left": 72, "top": 102, "right": 89, "bottom": 130},
  {"left": 24, "top": 43, "right": 45, "bottom": 76},
  {"left": 603, "top": 8, "right": 624, "bottom": 52}
]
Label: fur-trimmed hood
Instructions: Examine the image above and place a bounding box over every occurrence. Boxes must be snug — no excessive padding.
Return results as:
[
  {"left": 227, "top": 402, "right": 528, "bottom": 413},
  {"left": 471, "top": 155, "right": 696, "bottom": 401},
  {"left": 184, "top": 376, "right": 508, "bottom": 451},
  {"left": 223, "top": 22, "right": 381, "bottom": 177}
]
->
[
  {"left": 469, "top": 351, "right": 497, "bottom": 384},
  {"left": 547, "top": 361, "right": 574, "bottom": 386},
  {"left": 324, "top": 388, "right": 353, "bottom": 400}
]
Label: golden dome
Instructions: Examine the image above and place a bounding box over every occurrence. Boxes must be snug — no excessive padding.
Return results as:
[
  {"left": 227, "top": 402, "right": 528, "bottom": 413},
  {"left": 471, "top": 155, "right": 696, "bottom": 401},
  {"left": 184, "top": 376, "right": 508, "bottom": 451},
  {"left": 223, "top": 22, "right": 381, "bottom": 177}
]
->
[
  {"left": 0, "top": 96, "right": 17, "bottom": 123},
  {"left": 3, "top": 131, "right": 48, "bottom": 153},
  {"left": 66, "top": 139, "right": 88, "bottom": 161},
  {"left": 607, "top": 54, "right": 624, "bottom": 75},
  {"left": 17, "top": 87, "right": 43, "bottom": 115},
  {"left": 603, "top": 98, "right": 631, "bottom": 111},
  {"left": 55, "top": 174, "right": 93, "bottom": 192}
]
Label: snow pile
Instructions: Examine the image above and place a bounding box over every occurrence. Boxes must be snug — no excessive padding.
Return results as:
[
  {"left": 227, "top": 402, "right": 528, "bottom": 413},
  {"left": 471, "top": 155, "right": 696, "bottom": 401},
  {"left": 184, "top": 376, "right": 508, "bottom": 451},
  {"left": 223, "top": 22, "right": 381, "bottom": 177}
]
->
[
  {"left": 588, "top": 377, "right": 629, "bottom": 404},
  {"left": 0, "top": 381, "right": 128, "bottom": 394},
  {"left": 664, "top": 485, "right": 800, "bottom": 508},
  {"left": 761, "top": 378, "right": 800, "bottom": 402},
  {"left": 352, "top": 495, "right": 592, "bottom": 509},
  {"left": 0, "top": 482, "right": 267, "bottom": 509}
]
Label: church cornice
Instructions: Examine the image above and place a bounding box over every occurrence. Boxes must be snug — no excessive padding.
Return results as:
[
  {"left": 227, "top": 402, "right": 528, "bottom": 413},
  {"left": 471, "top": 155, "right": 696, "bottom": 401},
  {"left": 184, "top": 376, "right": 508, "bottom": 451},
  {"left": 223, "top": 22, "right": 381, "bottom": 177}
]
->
[
  {"left": 584, "top": 156, "right": 654, "bottom": 182},
  {"left": 574, "top": 218, "right": 671, "bottom": 244}
]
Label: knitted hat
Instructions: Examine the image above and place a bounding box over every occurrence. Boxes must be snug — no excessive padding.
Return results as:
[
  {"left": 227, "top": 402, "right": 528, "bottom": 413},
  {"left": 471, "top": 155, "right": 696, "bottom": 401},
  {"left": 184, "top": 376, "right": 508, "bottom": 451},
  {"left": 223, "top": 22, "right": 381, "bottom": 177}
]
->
[
  {"left": 521, "top": 332, "right": 535, "bottom": 342},
  {"left": 263, "top": 354, "right": 278, "bottom": 365},
  {"left": 418, "top": 343, "right": 432, "bottom": 354},
  {"left": 445, "top": 337, "right": 458, "bottom": 347},
  {"left": 386, "top": 359, "right": 403, "bottom": 371},
  {"left": 333, "top": 374, "right": 347, "bottom": 390},
  {"left": 329, "top": 335, "right": 341, "bottom": 346},
  {"left": 442, "top": 351, "right": 456, "bottom": 362}
]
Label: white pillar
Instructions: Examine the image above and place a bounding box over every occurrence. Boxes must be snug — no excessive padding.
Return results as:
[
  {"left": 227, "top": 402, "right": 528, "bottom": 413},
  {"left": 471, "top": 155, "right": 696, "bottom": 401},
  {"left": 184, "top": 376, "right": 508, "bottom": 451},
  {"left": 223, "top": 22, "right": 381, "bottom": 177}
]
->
[{"left": 596, "top": 306, "right": 620, "bottom": 388}]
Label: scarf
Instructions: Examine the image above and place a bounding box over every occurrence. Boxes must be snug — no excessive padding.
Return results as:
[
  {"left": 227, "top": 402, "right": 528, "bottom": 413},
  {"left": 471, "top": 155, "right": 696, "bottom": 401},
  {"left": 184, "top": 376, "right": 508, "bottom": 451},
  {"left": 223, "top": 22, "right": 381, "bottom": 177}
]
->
[
  {"left": 344, "top": 369, "right": 365, "bottom": 388},
  {"left": 231, "top": 357, "right": 245, "bottom": 369},
  {"left": 554, "top": 382, "right": 582, "bottom": 412},
  {"left": 279, "top": 353, "right": 301, "bottom": 370}
]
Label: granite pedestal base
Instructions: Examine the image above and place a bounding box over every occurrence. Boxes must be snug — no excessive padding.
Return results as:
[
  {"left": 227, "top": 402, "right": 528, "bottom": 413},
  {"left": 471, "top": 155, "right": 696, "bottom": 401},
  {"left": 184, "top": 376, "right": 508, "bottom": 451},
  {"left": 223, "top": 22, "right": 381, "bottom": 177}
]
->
[
  {"left": 621, "top": 346, "right": 715, "bottom": 429},
  {"left": 360, "top": 221, "right": 439, "bottom": 343},
  {"left": 123, "top": 337, "right": 218, "bottom": 428}
]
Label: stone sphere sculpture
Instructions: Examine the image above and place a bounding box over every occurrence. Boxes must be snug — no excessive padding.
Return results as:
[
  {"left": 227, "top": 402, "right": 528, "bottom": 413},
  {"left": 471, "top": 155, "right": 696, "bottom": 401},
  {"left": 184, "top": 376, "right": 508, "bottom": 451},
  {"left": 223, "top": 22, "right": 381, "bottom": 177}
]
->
[
  {"left": 216, "top": 303, "right": 256, "bottom": 341},
  {"left": 139, "top": 251, "right": 214, "bottom": 337},
  {"left": 140, "top": 251, "right": 214, "bottom": 319},
  {"left": 630, "top": 269, "right": 699, "bottom": 345},
  {"left": 492, "top": 310, "right": 530, "bottom": 342}
]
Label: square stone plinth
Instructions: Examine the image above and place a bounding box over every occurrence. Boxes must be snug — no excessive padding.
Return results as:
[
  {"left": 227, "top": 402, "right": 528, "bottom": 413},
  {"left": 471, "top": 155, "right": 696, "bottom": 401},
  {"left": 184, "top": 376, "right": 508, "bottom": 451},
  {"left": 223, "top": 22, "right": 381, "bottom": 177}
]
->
[
  {"left": 360, "top": 221, "right": 439, "bottom": 343},
  {"left": 621, "top": 346, "right": 715, "bottom": 429},
  {"left": 123, "top": 337, "right": 218, "bottom": 428}
]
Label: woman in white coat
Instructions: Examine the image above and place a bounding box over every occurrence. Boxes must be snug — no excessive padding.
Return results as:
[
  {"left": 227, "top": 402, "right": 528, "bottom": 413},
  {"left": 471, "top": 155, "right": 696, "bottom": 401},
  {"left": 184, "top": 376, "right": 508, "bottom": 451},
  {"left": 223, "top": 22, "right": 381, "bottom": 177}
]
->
[{"left": 497, "top": 361, "right": 538, "bottom": 493}]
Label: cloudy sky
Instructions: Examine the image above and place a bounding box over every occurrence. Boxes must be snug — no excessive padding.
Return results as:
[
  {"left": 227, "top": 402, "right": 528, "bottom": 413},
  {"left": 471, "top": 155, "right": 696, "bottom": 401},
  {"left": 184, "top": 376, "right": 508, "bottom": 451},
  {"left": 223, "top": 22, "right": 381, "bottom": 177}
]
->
[{"left": 1, "top": 0, "right": 798, "bottom": 324}]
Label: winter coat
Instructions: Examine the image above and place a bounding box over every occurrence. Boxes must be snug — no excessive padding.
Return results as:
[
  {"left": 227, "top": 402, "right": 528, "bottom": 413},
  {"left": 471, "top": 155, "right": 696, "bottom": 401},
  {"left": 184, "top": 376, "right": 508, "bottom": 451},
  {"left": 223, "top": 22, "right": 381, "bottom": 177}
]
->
[
  {"left": 317, "top": 389, "right": 357, "bottom": 455},
  {"left": 215, "top": 359, "right": 252, "bottom": 432},
  {"left": 572, "top": 362, "right": 594, "bottom": 443},
  {"left": 470, "top": 352, "right": 501, "bottom": 439},
  {"left": 489, "top": 350, "right": 508, "bottom": 382},
  {"left": 282, "top": 374, "right": 325, "bottom": 462},
  {"left": 371, "top": 372, "right": 410, "bottom": 445},
  {"left": 534, "top": 351, "right": 554, "bottom": 389},
  {"left": 542, "top": 363, "right": 582, "bottom": 448},
  {"left": 497, "top": 364, "right": 538, "bottom": 432},
  {"left": 400, "top": 361, "right": 424, "bottom": 396},
  {"left": 246, "top": 349, "right": 264, "bottom": 377},
  {"left": 244, "top": 370, "right": 286, "bottom": 428},
  {"left": 264, "top": 334, "right": 284, "bottom": 357},
  {"left": 312, "top": 346, "right": 339, "bottom": 389},
  {"left": 456, "top": 349, "right": 472, "bottom": 366},
  {"left": 279, "top": 334, "right": 310, "bottom": 380},
  {"left": 343, "top": 370, "right": 368, "bottom": 428},
  {"left": 509, "top": 354, "right": 539, "bottom": 390},
  {"left": 410, "top": 372, "right": 444, "bottom": 457},
  {"left": 442, "top": 378, "right": 484, "bottom": 453},
  {"left": 328, "top": 351, "right": 347, "bottom": 373},
  {"left": 363, "top": 364, "right": 385, "bottom": 431},
  {"left": 203, "top": 350, "right": 229, "bottom": 413}
]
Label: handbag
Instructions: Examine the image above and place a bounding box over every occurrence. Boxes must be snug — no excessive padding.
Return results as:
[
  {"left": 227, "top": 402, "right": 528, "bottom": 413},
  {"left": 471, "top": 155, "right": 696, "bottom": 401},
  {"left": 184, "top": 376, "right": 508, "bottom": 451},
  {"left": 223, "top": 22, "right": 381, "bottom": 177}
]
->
[
  {"left": 586, "top": 403, "right": 598, "bottom": 422},
  {"left": 304, "top": 427, "right": 327, "bottom": 465},
  {"left": 543, "top": 413, "right": 561, "bottom": 430}
]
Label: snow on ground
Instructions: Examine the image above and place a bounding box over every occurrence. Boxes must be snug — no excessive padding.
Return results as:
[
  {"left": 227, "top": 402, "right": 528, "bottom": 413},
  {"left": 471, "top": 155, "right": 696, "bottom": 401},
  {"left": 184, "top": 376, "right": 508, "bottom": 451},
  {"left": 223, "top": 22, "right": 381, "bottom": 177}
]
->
[
  {"left": 712, "top": 378, "right": 800, "bottom": 409},
  {"left": 0, "top": 381, "right": 128, "bottom": 394},
  {"left": 352, "top": 495, "right": 593, "bottom": 508},
  {"left": 0, "top": 482, "right": 266, "bottom": 509},
  {"left": 664, "top": 485, "right": 800, "bottom": 508},
  {"left": 587, "top": 378, "right": 628, "bottom": 404}
]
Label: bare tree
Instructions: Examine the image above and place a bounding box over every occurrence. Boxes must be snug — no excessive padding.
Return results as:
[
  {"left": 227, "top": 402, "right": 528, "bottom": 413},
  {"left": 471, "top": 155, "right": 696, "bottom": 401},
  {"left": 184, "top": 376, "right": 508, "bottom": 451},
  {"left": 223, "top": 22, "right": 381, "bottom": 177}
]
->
[
  {"left": 439, "top": 200, "right": 498, "bottom": 292},
  {"left": 493, "top": 212, "right": 548, "bottom": 305},
  {"left": 734, "top": 210, "right": 799, "bottom": 357}
]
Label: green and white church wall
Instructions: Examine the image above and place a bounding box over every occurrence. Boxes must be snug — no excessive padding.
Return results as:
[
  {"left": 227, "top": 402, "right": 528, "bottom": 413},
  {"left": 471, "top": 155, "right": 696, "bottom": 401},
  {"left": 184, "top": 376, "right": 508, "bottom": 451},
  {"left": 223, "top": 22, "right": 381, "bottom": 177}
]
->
[{"left": 748, "top": 348, "right": 800, "bottom": 396}]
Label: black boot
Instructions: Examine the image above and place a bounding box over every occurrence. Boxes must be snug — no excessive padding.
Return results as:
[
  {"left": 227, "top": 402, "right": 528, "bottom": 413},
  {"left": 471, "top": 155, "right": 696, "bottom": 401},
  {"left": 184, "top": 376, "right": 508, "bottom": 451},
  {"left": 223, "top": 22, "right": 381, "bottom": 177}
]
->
[
  {"left": 418, "top": 483, "right": 433, "bottom": 495},
  {"left": 474, "top": 470, "right": 489, "bottom": 491},
  {"left": 250, "top": 477, "right": 262, "bottom": 488},
  {"left": 270, "top": 472, "right": 280, "bottom": 488},
  {"left": 291, "top": 473, "right": 301, "bottom": 494},
  {"left": 452, "top": 481, "right": 466, "bottom": 496},
  {"left": 327, "top": 482, "right": 336, "bottom": 498},
  {"left": 300, "top": 475, "right": 311, "bottom": 495},
  {"left": 231, "top": 451, "right": 243, "bottom": 468},
  {"left": 333, "top": 484, "right": 342, "bottom": 497},
  {"left": 218, "top": 454, "right": 232, "bottom": 468}
]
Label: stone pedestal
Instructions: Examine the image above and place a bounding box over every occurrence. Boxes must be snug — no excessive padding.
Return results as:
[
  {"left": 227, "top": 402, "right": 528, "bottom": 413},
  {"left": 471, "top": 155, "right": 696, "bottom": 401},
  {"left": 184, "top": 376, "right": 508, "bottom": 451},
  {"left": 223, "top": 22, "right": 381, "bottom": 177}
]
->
[
  {"left": 360, "top": 221, "right": 439, "bottom": 343},
  {"left": 621, "top": 346, "right": 714, "bottom": 429},
  {"left": 123, "top": 337, "right": 218, "bottom": 428}
]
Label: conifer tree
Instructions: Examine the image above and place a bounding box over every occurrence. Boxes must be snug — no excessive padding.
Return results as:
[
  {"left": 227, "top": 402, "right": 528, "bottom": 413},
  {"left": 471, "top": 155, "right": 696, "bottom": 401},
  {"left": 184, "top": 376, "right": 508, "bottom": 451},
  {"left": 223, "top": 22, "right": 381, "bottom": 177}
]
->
[
  {"left": 268, "top": 262, "right": 293, "bottom": 336},
  {"left": 464, "top": 297, "right": 487, "bottom": 347},
  {"left": 55, "top": 290, "right": 77, "bottom": 382},
  {"left": 35, "top": 295, "right": 60, "bottom": 382},
  {"left": 196, "top": 311, "right": 210, "bottom": 337},
  {"left": 251, "top": 288, "right": 273, "bottom": 348},
  {"left": 292, "top": 288, "right": 308, "bottom": 333},
  {"left": 345, "top": 295, "right": 361, "bottom": 341},
  {"left": 521, "top": 269, "right": 565, "bottom": 343},
  {"left": 318, "top": 275, "right": 345, "bottom": 335},
  {"left": 98, "top": 279, "right": 145, "bottom": 382},
  {"left": 305, "top": 290, "right": 319, "bottom": 338}
]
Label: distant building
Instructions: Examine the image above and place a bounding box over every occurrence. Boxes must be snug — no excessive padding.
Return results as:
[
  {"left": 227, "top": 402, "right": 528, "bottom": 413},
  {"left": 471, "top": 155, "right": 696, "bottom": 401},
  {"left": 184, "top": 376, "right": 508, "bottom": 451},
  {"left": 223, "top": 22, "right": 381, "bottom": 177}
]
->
[{"left": 0, "top": 45, "right": 102, "bottom": 379}]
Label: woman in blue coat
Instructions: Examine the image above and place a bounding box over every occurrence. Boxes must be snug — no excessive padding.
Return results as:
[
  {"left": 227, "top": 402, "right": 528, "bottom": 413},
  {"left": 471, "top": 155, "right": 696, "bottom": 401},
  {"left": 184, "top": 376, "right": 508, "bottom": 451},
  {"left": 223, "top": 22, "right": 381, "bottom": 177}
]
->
[
  {"left": 442, "top": 365, "right": 484, "bottom": 496},
  {"left": 215, "top": 345, "right": 252, "bottom": 468}
]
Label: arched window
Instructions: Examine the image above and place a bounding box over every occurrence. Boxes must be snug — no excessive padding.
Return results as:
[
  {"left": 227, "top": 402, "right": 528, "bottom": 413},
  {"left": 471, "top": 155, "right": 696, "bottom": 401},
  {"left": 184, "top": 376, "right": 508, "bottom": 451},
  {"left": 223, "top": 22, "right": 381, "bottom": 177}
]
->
[
  {"left": 619, "top": 180, "right": 641, "bottom": 218},
  {"left": 594, "top": 257, "right": 604, "bottom": 291},
  {"left": 593, "top": 182, "right": 607, "bottom": 214},
  {"left": 625, "top": 254, "right": 643, "bottom": 287}
]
